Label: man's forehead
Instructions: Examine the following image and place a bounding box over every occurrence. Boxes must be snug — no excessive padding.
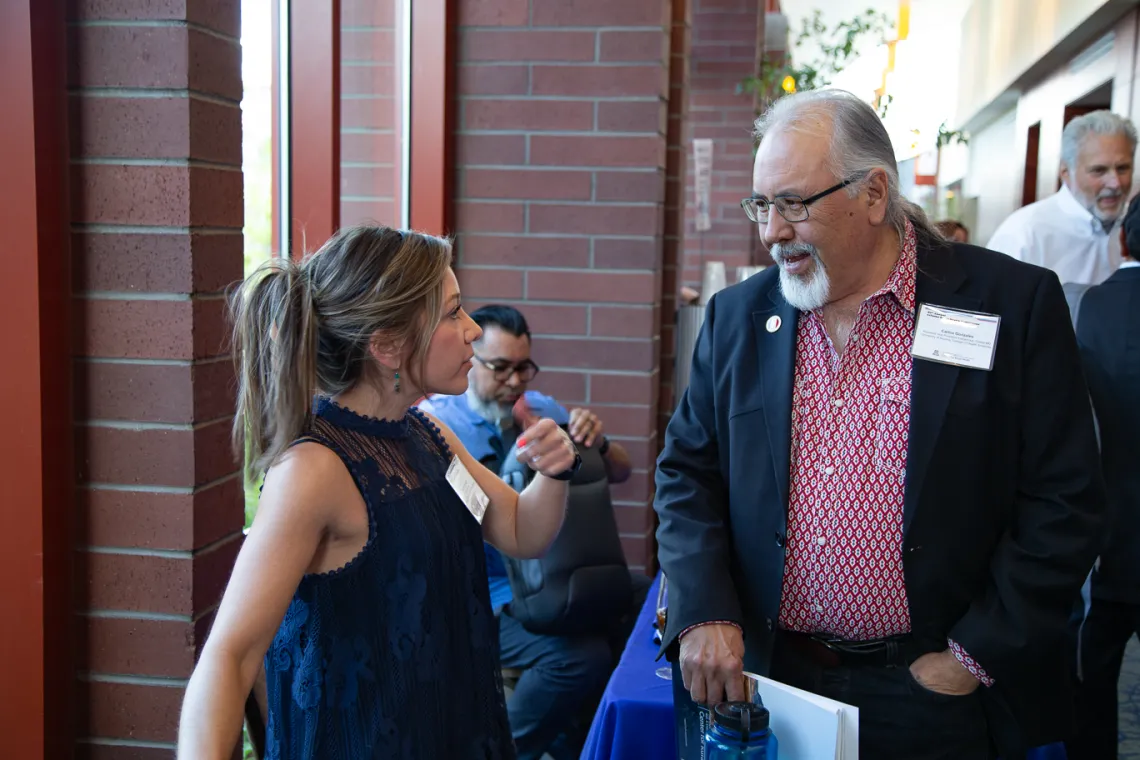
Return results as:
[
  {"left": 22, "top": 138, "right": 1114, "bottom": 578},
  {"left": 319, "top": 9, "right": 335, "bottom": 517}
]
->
[
  {"left": 752, "top": 130, "right": 829, "bottom": 194},
  {"left": 1078, "top": 132, "right": 1135, "bottom": 160},
  {"left": 479, "top": 326, "right": 530, "bottom": 358}
]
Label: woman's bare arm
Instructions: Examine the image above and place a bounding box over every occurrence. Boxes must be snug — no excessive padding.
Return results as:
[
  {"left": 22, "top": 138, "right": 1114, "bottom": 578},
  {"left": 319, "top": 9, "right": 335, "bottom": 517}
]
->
[
  {"left": 423, "top": 413, "right": 574, "bottom": 559},
  {"left": 177, "top": 444, "right": 347, "bottom": 759}
]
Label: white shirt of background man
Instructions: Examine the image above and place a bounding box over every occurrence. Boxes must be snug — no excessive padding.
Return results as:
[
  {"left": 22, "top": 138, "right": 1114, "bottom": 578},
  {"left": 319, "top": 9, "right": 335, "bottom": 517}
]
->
[{"left": 986, "top": 184, "right": 1121, "bottom": 286}]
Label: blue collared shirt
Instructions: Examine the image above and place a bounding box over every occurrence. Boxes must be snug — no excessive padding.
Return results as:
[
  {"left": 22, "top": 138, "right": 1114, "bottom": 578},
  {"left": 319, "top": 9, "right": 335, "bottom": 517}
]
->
[{"left": 418, "top": 390, "right": 569, "bottom": 609}]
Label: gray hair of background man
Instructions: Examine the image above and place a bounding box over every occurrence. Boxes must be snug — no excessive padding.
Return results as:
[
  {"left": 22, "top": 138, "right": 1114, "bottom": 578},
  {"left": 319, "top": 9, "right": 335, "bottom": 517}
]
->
[
  {"left": 1060, "top": 110, "right": 1138, "bottom": 172},
  {"left": 753, "top": 88, "right": 943, "bottom": 246}
]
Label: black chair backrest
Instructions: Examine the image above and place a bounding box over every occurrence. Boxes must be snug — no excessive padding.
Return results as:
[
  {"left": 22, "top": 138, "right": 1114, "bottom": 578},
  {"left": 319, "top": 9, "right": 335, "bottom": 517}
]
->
[{"left": 501, "top": 437, "right": 633, "bottom": 635}]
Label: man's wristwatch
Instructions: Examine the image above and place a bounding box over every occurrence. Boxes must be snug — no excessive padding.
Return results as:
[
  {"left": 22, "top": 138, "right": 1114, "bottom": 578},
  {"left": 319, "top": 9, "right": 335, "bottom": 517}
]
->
[{"left": 548, "top": 451, "right": 582, "bottom": 481}]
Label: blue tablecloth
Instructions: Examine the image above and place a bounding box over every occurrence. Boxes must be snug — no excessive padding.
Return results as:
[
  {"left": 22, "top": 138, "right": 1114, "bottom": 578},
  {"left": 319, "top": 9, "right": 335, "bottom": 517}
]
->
[
  {"left": 581, "top": 573, "right": 1068, "bottom": 760},
  {"left": 581, "top": 572, "right": 675, "bottom": 760}
]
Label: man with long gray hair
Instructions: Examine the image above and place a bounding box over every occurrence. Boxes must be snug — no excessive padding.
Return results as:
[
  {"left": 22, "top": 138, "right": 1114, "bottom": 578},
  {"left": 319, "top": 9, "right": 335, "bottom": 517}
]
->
[
  {"left": 988, "top": 110, "right": 1137, "bottom": 284},
  {"left": 654, "top": 88, "right": 1104, "bottom": 759}
]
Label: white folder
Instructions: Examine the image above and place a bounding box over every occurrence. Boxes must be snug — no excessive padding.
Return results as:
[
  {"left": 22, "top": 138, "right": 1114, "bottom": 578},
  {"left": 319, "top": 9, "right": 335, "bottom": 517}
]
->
[{"left": 744, "top": 672, "right": 859, "bottom": 760}]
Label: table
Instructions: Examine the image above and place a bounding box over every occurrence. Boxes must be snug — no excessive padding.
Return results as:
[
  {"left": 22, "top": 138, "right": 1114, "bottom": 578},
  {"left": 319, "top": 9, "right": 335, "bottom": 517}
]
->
[
  {"left": 581, "top": 573, "right": 1069, "bottom": 760},
  {"left": 581, "top": 572, "right": 675, "bottom": 760}
]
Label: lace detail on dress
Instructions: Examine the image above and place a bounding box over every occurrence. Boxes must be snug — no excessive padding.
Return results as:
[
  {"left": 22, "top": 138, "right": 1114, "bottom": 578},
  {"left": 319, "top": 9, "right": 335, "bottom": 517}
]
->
[
  {"left": 307, "top": 417, "right": 442, "bottom": 503},
  {"left": 314, "top": 396, "right": 412, "bottom": 437},
  {"left": 409, "top": 407, "right": 453, "bottom": 461}
]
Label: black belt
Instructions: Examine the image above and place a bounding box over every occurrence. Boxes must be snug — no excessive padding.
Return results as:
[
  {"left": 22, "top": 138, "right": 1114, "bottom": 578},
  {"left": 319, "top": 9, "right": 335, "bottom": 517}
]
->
[{"left": 776, "top": 630, "right": 915, "bottom": 669}]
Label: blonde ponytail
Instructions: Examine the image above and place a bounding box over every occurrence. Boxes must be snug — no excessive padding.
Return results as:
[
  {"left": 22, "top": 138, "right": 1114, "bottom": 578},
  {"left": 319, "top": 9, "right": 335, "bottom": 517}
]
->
[{"left": 229, "top": 258, "right": 320, "bottom": 477}]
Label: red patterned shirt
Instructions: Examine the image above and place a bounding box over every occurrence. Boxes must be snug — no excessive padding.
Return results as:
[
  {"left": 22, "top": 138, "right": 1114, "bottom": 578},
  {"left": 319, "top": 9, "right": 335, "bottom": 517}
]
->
[{"left": 775, "top": 221, "right": 992, "bottom": 686}]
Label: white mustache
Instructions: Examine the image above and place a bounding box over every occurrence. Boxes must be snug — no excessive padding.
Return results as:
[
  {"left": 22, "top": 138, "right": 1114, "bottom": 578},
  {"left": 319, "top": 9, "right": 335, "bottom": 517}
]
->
[{"left": 771, "top": 243, "right": 821, "bottom": 265}]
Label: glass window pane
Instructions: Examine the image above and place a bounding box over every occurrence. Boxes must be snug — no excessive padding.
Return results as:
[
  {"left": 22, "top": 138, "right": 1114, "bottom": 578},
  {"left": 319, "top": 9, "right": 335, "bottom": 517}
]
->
[
  {"left": 240, "top": 0, "right": 276, "bottom": 533},
  {"left": 242, "top": 0, "right": 274, "bottom": 275}
]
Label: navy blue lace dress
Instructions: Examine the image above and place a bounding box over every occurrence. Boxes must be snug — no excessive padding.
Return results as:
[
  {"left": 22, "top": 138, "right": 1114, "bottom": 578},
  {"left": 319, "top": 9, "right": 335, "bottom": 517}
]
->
[{"left": 262, "top": 398, "right": 515, "bottom": 759}]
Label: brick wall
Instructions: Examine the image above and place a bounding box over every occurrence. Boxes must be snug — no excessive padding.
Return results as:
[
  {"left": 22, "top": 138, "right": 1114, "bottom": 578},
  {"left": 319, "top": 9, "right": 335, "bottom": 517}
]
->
[
  {"left": 681, "top": 0, "right": 764, "bottom": 290},
  {"left": 341, "top": 0, "right": 401, "bottom": 227},
  {"left": 454, "top": 0, "right": 673, "bottom": 573},
  {"left": 69, "top": 1, "right": 245, "bottom": 756}
]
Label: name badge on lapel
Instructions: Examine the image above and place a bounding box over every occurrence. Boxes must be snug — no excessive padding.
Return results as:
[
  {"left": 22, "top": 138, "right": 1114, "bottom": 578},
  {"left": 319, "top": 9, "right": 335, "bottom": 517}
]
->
[
  {"left": 446, "top": 456, "right": 489, "bottom": 524},
  {"left": 911, "top": 304, "right": 1000, "bottom": 371}
]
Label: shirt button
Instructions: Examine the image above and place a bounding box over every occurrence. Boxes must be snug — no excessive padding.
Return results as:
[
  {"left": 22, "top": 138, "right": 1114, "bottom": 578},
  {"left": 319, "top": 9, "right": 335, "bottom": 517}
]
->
[
  {"left": 817, "top": 536, "right": 826, "bottom": 546},
  {"left": 815, "top": 604, "right": 824, "bottom": 612},
  {"left": 824, "top": 466, "right": 835, "bottom": 476},
  {"left": 833, "top": 399, "right": 844, "bottom": 408}
]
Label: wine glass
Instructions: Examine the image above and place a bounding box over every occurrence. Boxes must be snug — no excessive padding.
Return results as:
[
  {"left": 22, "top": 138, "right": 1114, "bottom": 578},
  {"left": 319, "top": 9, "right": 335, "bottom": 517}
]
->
[{"left": 655, "top": 574, "right": 672, "bottom": 680}]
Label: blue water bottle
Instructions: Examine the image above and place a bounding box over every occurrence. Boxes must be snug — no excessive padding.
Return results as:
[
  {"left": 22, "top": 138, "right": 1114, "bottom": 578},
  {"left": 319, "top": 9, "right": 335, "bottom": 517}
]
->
[{"left": 703, "top": 701, "right": 779, "bottom": 758}]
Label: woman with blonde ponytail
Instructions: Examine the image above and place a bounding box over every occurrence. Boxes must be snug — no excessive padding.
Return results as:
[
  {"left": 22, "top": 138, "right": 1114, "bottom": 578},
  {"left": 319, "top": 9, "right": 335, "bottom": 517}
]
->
[{"left": 177, "top": 225, "right": 579, "bottom": 760}]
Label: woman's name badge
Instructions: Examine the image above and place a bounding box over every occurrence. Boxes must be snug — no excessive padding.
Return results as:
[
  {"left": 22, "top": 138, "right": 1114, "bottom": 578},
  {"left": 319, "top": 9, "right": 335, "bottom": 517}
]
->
[
  {"left": 446, "top": 456, "right": 489, "bottom": 524},
  {"left": 911, "top": 303, "right": 1000, "bottom": 371}
]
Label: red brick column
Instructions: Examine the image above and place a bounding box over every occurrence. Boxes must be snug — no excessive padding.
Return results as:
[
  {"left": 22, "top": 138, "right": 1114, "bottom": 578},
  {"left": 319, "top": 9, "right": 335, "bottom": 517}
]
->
[
  {"left": 682, "top": 0, "right": 763, "bottom": 289},
  {"left": 341, "top": 0, "right": 401, "bottom": 227},
  {"left": 659, "top": 0, "right": 694, "bottom": 443},
  {"left": 454, "top": 0, "right": 672, "bottom": 573},
  {"left": 69, "top": 1, "right": 245, "bottom": 755}
]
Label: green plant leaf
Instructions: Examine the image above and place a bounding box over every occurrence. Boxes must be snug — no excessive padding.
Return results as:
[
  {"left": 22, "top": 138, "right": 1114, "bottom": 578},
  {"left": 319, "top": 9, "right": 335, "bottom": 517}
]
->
[{"left": 744, "top": 7, "right": 895, "bottom": 111}]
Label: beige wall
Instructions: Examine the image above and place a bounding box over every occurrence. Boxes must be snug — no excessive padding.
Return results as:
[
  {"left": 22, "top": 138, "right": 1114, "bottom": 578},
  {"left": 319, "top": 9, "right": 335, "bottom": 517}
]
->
[
  {"left": 956, "top": 0, "right": 1120, "bottom": 126},
  {"left": 963, "top": 109, "right": 1019, "bottom": 244}
]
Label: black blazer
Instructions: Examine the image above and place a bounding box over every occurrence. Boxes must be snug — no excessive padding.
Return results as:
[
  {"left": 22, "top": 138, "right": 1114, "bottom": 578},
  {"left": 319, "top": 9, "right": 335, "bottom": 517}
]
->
[
  {"left": 1074, "top": 265, "right": 1140, "bottom": 603},
  {"left": 654, "top": 240, "right": 1104, "bottom": 753}
]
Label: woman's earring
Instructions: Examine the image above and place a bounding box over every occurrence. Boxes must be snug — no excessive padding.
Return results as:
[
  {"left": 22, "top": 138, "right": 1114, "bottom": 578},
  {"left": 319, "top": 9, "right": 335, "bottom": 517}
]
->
[{"left": 394, "top": 370, "right": 401, "bottom": 393}]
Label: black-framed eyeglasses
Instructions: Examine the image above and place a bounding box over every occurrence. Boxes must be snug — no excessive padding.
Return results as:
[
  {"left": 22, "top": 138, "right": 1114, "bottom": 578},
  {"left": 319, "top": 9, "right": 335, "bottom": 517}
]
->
[
  {"left": 472, "top": 355, "right": 540, "bottom": 382},
  {"left": 740, "top": 178, "right": 855, "bottom": 224}
]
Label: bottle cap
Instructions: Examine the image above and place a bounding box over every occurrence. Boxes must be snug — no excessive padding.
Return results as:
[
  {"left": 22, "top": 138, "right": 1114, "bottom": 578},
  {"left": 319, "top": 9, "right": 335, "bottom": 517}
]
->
[{"left": 712, "top": 701, "right": 770, "bottom": 741}]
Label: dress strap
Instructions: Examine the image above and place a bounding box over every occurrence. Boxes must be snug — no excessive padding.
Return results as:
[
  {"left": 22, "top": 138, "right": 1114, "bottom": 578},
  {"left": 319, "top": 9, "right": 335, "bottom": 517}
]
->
[{"left": 409, "top": 407, "right": 454, "bottom": 461}]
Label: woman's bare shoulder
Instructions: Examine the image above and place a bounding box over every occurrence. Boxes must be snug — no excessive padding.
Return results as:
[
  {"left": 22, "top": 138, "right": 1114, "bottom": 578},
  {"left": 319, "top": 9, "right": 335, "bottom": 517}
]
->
[{"left": 255, "top": 441, "right": 357, "bottom": 529}]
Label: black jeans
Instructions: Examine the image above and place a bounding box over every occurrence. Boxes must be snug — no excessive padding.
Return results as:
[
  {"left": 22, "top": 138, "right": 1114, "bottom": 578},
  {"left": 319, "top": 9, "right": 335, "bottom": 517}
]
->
[
  {"left": 498, "top": 572, "right": 652, "bottom": 760},
  {"left": 1065, "top": 597, "right": 1140, "bottom": 760},
  {"left": 770, "top": 635, "right": 995, "bottom": 760},
  {"left": 499, "top": 612, "right": 612, "bottom": 760}
]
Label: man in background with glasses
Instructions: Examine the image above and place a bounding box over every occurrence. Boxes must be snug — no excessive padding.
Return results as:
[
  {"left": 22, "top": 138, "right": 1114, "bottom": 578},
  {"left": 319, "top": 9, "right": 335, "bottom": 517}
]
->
[
  {"left": 420, "top": 304, "right": 634, "bottom": 760},
  {"left": 422, "top": 304, "right": 632, "bottom": 483},
  {"left": 655, "top": 89, "right": 1104, "bottom": 760}
]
